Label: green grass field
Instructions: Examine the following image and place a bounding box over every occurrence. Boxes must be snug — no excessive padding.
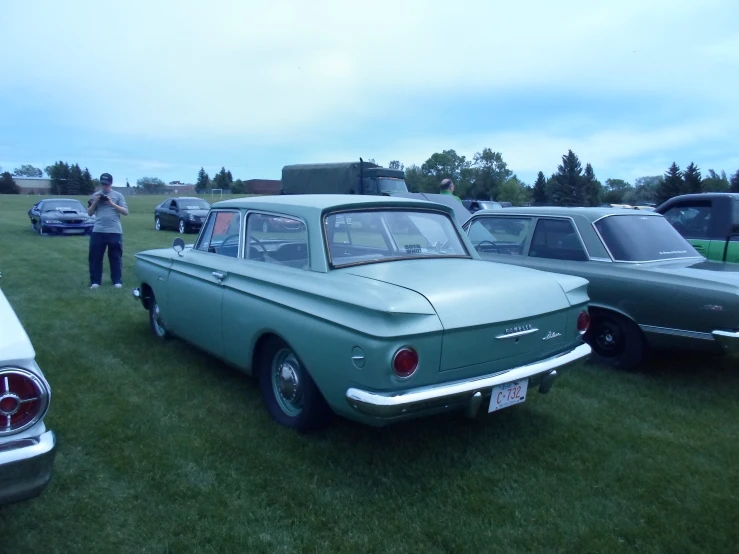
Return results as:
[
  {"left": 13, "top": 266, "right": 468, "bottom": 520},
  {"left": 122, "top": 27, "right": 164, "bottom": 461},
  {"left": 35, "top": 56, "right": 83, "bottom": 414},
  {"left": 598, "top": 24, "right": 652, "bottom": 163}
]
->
[{"left": 1, "top": 194, "right": 738, "bottom": 553}]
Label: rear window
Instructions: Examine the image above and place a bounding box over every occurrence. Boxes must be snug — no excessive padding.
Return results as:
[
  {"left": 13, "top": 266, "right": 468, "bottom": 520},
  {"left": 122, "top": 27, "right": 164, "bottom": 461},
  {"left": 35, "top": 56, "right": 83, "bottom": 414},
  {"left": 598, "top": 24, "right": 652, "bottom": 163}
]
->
[{"left": 594, "top": 214, "right": 701, "bottom": 262}]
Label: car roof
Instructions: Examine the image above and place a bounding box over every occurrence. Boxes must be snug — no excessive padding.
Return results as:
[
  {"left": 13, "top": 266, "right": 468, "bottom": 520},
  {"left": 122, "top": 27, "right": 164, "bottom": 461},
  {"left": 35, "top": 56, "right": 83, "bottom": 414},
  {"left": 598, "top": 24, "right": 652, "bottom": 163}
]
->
[
  {"left": 474, "top": 205, "right": 663, "bottom": 222},
  {"left": 213, "top": 193, "right": 456, "bottom": 217}
]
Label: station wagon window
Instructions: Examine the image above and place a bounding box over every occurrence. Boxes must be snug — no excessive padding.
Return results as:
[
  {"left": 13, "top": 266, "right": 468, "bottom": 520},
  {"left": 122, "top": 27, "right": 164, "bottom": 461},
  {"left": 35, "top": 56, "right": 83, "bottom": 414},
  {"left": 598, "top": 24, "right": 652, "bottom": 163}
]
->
[
  {"left": 324, "top": 209, "right": 469, "bottom": 268},
  {"left": 661, "top": 202, "right": 712, "bottom": 239},
  {"left": 594, "top": 214, "right": 700, "bottom": 262},
  {"left": 467, "top": 217, "right": 532, "bottom": 255},
  {"left": 195, "top": 210, "right": 241, "bottom": 258},
  {"left": 528, "top": 218, "right": 588, "bottom": 261},
  {"left": 245, "top": 213, "right": 309, "bottom": 269}
]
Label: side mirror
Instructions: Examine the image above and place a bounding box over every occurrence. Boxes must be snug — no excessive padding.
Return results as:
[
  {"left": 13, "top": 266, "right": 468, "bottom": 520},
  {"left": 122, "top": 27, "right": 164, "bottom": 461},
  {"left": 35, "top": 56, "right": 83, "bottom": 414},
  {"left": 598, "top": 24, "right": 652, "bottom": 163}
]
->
[{"left": 172, "top": 237, "right": 185, "bottom": 256}]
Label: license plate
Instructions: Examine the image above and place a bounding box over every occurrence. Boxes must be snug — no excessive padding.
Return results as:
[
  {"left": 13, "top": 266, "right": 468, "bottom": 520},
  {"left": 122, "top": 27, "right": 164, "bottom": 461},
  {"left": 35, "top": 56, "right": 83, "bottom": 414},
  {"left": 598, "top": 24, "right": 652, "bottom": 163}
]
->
[
  {"left": 64, "top": 229, "right": 85, "bottom": 234},
  {"left": 488, "top": 379, "right": 528, "bottom": 412}
]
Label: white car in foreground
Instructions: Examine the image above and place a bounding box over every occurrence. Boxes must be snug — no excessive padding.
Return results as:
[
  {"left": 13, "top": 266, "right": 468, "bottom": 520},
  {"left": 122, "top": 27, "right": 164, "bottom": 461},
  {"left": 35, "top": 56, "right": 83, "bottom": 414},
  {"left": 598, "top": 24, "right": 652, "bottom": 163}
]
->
[{"left": 0, "top": 284, "right": 56, "bottom": 504}]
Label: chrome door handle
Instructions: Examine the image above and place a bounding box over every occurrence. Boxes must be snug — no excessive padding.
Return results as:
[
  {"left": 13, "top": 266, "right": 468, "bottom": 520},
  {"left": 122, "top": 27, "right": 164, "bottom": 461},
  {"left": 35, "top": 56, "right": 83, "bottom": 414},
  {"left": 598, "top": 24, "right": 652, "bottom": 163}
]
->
[{"left": 212, "top": 271, "right": 225, "bottom": 281}]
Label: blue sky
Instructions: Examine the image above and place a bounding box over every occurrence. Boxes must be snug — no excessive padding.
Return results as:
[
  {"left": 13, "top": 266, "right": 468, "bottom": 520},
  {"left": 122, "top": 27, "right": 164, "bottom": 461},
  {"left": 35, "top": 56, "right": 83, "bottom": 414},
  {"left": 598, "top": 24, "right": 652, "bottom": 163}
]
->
[{"left": 1, "top": 0, "right": 738, "bottom": 186}]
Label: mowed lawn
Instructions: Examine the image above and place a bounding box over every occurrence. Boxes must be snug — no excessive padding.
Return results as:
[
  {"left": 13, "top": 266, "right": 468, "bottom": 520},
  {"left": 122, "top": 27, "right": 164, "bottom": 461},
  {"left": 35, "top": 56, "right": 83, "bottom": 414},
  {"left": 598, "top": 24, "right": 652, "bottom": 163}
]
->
[{"left": 1, "top": 194, "right": 738, "bottom": 553}]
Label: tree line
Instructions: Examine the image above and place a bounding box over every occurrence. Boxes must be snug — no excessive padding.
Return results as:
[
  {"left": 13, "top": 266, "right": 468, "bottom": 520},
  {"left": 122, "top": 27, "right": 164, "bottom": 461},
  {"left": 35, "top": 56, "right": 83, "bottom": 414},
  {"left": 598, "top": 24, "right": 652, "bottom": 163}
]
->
[
  {"left": 391, "top": 148, "right": 739, "bottom": 206},
  {"left": 3, "top": 154, "right": 739, "bottom": 206}
]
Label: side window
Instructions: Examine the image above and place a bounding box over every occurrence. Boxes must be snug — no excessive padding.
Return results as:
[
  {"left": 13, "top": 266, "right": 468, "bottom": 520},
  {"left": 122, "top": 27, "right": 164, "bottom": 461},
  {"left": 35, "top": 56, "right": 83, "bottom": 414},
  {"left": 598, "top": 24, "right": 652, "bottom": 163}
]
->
[
  {"left": 661, "top": 203, "right": 712, "bottom": 239},
  {"left": 246, "top": 213, "right": 309, "bottom": 269},
  {"left": 467, "top": 217, "right": 532, "bottom": 255},
  {"left": 195, "top": 211, "right": 241, "bottom": 257},
  {"left": 529, "top": 219, "right": 588, "bottom": 261},
  {"left": 169, "top": 200, "right": 178, "bottom": 210}
]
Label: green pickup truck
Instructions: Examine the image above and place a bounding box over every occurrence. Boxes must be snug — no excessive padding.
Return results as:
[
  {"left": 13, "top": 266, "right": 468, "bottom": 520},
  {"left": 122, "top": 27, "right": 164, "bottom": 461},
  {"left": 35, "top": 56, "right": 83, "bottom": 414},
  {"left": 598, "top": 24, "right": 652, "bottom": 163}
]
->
[{"left": 656, "top": 193, "right": 739, "bottom": 263}]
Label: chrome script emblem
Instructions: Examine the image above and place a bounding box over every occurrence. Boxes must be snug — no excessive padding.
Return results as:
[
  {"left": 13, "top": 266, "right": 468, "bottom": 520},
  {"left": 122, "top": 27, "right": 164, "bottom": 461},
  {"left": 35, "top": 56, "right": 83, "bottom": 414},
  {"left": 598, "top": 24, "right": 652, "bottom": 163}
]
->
[
  {"left": 542, "top": 331, "right": 562, "bottom": 340},
  {"left": 505, "top": 324, "right": 532, "bottom": 335}
]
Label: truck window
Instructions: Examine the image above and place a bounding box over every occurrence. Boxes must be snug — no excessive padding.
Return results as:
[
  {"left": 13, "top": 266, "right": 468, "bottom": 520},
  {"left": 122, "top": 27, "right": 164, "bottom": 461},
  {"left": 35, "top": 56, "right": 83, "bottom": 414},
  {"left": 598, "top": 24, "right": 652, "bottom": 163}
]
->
[
  {"left": 661, "top": 202, "right": 712, "bottom": 239},
  {"left": 376, "top": 178, "right": 407, "bottom": 193}
]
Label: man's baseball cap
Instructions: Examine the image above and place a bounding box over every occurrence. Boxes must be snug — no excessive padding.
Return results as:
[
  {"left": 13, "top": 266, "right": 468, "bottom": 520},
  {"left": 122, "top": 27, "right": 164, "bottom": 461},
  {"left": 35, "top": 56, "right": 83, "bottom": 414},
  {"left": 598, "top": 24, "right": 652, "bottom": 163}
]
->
[{"left": 100, "top": 173, "right": 113, "bottom": 185}]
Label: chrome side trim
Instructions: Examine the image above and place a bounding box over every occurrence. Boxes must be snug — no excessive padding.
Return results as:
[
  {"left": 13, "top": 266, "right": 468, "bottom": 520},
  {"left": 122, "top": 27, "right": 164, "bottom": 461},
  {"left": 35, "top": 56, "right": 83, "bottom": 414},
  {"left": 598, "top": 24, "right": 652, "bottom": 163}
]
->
[
  {"left": 495, "top": 328, "right": 539, "bottom": 339},
  {"left": 345, "top": 343, "right": 591, "bottom": 419},
  {"left": 712, "top": 330, "right": 739, "bottom": 355},
  {"left": 639, "top": 325, "right": 714, "bottom": 341}
]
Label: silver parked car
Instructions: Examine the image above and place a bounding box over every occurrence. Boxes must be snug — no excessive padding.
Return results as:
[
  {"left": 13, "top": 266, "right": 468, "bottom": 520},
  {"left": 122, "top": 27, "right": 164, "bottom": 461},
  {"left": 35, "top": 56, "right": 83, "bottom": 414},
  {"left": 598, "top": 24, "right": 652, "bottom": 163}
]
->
[{"left": 0, "top": 283, "right": 56, "bottom": 504}]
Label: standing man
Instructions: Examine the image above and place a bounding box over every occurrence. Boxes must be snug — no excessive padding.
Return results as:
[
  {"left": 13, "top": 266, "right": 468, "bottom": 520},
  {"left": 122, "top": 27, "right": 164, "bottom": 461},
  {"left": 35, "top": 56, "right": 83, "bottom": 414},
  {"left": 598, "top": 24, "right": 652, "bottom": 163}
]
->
[
  {"left": 440, "top": 178, "right": 462, "bottom": 202},
  {"left": 87, "top": 173, "right": 128, "bottom": 289}
]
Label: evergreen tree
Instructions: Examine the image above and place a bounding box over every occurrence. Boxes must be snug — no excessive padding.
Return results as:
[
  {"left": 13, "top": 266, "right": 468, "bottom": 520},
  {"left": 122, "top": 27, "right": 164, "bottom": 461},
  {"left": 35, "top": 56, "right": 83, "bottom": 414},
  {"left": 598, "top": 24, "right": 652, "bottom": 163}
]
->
[
  {"left": 45, "top": 161, "right": 71, "bottom": 194},
  {"left": 81, "top": 167, "right": 94, "bottom": 195},
  {"left": 226, "top": 170, "right": 233, "bottom": 184},
  {"left": 683, "top": 162, "right": 702, "bottom": 194},
  {"left": 0, "top": 172, "right": 20, "bottom": 194},
  {"left": 66, "top": 164, "right": 84, "bottom": 195},
  {"left": 196, "top": 167, "right": 210, "bottom": 193},
  {"left": 551, "top": 150, "right": 584, "bottom": 206},
  {"left": 532, "top": 171, "right": 548, "bottom": 205},
  {"left": 655, "top": 162, "right": 684, "bottom": 205},
  {"left": 730, "top": 170, "right": 739, "bottom": 193},
  {"left": 582, "top": 163, "right": 602, "bottom": 206}
]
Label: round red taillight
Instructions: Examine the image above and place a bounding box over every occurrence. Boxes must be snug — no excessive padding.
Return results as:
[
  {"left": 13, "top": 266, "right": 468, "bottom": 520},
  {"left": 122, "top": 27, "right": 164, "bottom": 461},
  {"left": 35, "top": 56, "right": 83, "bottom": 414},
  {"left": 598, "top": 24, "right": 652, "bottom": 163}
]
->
[
  {"left": 577, "top": 311, "right": 591, "bottom": 334},
  {"left": 392, "top": 347, "right": 418, "bottom": 378},
  {"left": 0, "top": 368, "right": 50, "bottom": 436}
]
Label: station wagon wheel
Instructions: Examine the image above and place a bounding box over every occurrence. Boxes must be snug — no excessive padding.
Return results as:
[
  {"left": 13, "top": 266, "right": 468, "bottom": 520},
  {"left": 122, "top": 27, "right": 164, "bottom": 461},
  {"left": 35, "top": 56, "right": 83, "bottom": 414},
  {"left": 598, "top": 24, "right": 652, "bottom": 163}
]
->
[
  {"left": 585, "top": 311, "right": 644, "bottom": 370},
  {"left": 155, "top": 217, "right": 161, "bottom": 231},
  {"left": 148, "top": 296, "right": 170, "bottom": 340},
  {"left": 258, "top": 337, "right": 333, "bottom": 432}
]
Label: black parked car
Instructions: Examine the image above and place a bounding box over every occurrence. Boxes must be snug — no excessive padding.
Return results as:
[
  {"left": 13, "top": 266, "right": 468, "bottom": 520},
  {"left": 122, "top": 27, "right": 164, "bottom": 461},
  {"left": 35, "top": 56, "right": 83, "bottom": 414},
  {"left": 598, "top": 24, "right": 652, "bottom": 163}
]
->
[{"left": 154, "top": 197, "right": 211, "bottom": 234}]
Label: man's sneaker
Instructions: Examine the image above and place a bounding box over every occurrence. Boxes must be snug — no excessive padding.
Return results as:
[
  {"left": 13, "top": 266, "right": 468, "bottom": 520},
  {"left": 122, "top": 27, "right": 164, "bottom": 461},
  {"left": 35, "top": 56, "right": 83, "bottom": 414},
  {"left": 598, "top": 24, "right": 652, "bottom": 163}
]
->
[
  {"left": 113, "top": 283, "right": 122, "bottom": 288},
  {"left": 90, "top": 284, "right": 100, "bottom": 289}
]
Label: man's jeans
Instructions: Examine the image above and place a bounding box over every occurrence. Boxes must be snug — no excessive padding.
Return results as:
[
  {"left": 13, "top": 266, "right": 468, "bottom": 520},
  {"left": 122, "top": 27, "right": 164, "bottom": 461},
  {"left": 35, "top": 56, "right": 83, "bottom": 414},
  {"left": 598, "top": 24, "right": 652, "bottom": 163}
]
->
[{"left": 89, "top": 232, "right": 123, "bottom": 285}]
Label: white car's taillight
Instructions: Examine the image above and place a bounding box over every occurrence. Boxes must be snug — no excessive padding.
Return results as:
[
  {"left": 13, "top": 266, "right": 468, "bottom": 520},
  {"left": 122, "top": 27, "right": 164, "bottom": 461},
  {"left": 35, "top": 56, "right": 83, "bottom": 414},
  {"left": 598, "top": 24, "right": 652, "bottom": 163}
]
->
[{"left": 0, "top": 368, "right": 50, "bottom": 436}]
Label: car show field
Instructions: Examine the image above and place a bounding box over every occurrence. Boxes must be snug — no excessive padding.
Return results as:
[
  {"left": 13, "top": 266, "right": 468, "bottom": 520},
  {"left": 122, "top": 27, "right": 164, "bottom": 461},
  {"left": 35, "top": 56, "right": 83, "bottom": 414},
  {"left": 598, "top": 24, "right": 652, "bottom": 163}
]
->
[{"left": 1, "top": 194, "right": 738, "bottom": 553}]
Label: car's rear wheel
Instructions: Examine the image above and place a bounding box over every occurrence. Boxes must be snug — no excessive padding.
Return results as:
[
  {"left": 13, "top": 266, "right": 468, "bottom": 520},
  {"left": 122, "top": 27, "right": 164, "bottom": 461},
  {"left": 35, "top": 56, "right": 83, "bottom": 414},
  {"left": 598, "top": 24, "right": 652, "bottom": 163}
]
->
[
  {"left": 155, "top": 217, "right": 161, "bottom": 231},
  {"left": 261, "top": 220, "right": 269, "bottom": 233},
  {"left": 586, "top": 311, "right": 645, "bottom": 370},
  {"left": 148, "top": 297, "right": 170, "bottom": 340},
  {"left": 257, "top": 336, "right": 332, "bottom": 432},
  {"left": 179, "top": 219, "right": 186, "bottom": 234}
]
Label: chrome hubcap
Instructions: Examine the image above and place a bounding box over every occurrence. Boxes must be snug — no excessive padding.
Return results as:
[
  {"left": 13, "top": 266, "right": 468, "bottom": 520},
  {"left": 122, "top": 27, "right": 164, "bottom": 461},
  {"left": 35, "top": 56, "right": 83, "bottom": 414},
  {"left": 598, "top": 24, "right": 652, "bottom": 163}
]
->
[
  {"left": 179, "top": 222, "right": 184, "bottom": 233},
  {"left": 156, "top": 219, "right": 160, "bottom": 230},
  {"left": 271, "top": 349, "right": 303, "bottom": 416}
]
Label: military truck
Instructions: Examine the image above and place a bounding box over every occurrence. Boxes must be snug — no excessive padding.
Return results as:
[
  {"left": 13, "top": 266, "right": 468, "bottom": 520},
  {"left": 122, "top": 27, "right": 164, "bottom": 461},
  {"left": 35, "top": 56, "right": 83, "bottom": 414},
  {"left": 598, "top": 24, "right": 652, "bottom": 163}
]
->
[
  {"left": 281, "top": 159, "right": 408, "bottom": 196},
  {"left": 656, "top": 193, "right": 739, "bottom": 263}
]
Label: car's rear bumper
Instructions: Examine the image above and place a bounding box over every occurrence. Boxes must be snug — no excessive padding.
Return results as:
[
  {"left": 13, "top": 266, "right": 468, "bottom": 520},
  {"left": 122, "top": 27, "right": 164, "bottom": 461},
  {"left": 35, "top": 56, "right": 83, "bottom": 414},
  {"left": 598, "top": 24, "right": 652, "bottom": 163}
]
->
[
  {"left": 345, "top": 343, "right": 591, "bottom": 421},
  {"left": 712, "top": 330, "right": 739, "bottom": 356},
  {"left": 0, "top": 430, "right": 56, "bottom": 505}
]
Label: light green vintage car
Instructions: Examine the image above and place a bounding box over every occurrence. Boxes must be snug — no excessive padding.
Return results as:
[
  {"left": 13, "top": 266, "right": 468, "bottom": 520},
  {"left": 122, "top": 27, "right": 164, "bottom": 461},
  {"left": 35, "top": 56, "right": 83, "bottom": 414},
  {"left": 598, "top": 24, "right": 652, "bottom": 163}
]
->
[{"left": 132, "top": 195, "right": 591, "bottom": 432}]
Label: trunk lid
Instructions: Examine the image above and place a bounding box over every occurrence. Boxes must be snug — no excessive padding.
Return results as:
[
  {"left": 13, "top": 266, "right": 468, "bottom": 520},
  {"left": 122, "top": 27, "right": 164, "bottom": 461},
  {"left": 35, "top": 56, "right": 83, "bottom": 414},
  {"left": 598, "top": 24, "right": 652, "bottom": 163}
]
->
[{"left": 342, "top": 259, "right": 573, "bottom": 371}]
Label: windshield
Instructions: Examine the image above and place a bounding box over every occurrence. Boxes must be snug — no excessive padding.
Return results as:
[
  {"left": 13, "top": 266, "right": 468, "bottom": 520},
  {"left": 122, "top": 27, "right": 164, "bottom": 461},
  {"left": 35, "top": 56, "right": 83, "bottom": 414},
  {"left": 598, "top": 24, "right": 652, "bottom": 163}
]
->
[
  {"left": 594, "top": 214, "right": 701, "bottom": 262},
  {"left": 42, "top": 200, "right": 85, "bottom": 212},
  {"left": 181, "top": 199, "right": 210, "bottom": 210},
  {"left": 325, "top": 209, "right": 469, "bottom": 267},
  {"left": 376, "top": 178, "right": 408, "bottom": 193}
]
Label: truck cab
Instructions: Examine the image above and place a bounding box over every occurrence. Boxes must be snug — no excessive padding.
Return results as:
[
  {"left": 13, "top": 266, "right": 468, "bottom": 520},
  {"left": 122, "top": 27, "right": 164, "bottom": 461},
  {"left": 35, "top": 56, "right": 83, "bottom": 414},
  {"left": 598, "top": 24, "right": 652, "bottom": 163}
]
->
[
  {"left": 656, "top": 193, "right": 739, "bottom": 263},
  {"left": 281, "top": 160, "right": 408, "bottom": 196}
]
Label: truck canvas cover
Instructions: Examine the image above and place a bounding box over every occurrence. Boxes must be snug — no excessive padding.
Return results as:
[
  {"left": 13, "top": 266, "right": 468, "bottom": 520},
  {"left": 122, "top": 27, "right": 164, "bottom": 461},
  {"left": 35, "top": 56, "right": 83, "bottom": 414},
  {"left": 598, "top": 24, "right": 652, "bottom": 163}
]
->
[{"left": 282, "top": 162, "right": 378, "bottom": 195}]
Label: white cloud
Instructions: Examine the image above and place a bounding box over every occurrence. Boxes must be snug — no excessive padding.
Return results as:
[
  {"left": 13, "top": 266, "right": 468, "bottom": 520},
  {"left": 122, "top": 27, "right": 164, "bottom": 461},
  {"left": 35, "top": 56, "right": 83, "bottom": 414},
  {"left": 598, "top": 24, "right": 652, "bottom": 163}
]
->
[{"left": 2, "top": 0, "right": 737, "bottom": 142}]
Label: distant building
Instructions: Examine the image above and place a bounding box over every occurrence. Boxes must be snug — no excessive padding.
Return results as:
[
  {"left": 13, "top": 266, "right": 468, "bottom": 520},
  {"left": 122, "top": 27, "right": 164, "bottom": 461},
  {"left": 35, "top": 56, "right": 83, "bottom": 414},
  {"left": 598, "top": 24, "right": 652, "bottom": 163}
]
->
[
  {"left": 244, "top": 179, "right": 281, "bottom": 195},
  {"left": 14, "top": 177, "right": 52, "bottom": 195}
]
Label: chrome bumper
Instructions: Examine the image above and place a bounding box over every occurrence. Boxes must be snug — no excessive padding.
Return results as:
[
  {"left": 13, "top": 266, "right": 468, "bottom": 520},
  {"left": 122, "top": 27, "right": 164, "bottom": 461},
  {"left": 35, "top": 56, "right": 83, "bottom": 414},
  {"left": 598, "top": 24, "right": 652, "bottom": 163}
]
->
[
  {"left": 346, "top": 343, "right": 591, "bottom": 420},
  {"left": 712, "top": 330, "right": 739, "bottom": 355},
  {"left": 0, "top": 430, "right": 56, "bottom": 505}
]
